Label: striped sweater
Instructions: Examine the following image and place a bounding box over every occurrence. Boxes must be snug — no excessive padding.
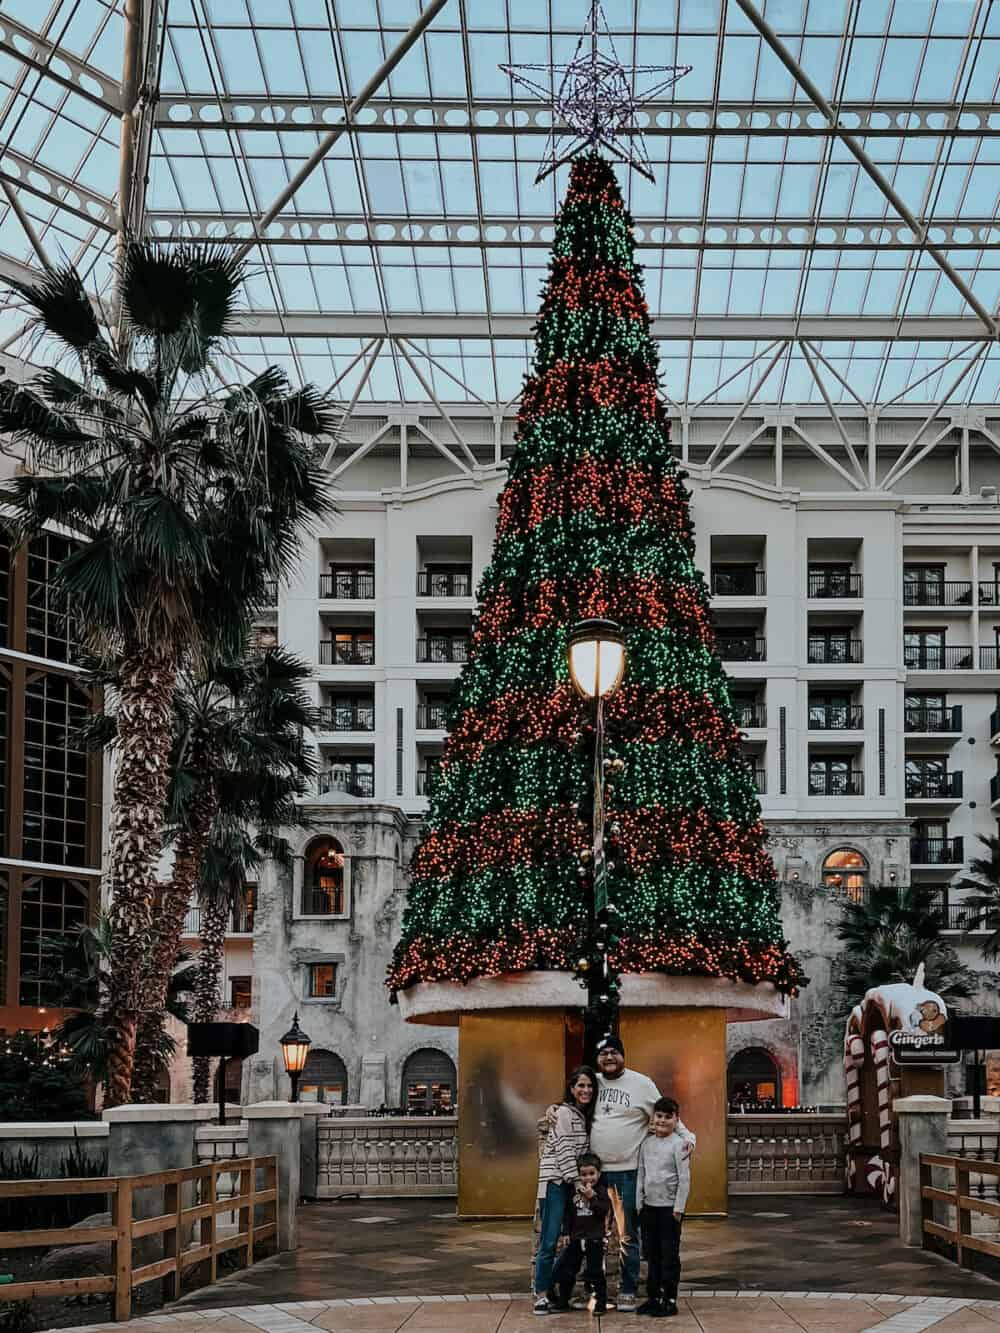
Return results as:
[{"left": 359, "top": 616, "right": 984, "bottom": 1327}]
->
[{"left": 537, "top": 1103, "right": 589, "bottom": 1199}]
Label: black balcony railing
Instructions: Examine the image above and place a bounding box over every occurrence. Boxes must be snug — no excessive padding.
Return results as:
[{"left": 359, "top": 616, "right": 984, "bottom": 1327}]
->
[
  {"left": 417, "top": 637, "right": 470, "bottom": 663},
  {"left": 319, "top": 570, "right": 375, "bottom": 599},
  {"left": 981, "top": 646, "right": 1000, "bottom": 670},
  {"left": 716, "top": 635, "right": 766, "bottom": 662},
  {"left": 905, "top": 770, "right": 963, "bottom": 799},
  {"left": 807, "top": 638, "right": 863, "bottom": 665},
  {"left": 809, "top": 770, "right": 864, "bottom": 796},
  {"left": 942, "top": 902, "right": 1000, "bottom": 932},
  {"left": 416, "top": 768, "right": 439, "bottom": 795},
  {"left": 182, "top": 902, "right": 255, "bottom": 935},
  {"left": 417, "top": 702, "right": 450, "bottom": 729},
  {"left": 752, "top": 767, "right": 766, "bottom": 794},
  {"left": 991, "top": 708, "right": 1000, "bottom": 739},
  {"left": 905, "top": 705, "right": 963, "bottom": 733},
  {"left": 711, "top": 568, "right": 766, "bottom": 596},
  {"left": 903, "top": 580, "right": 973, "bottom": 606},
  {"left": 979, "top": 581, "right": 1000, "bottom": 606},
  {"left": 808, "top": 571, "right": 862, "bottom": 598},
  {"left": 992, "top": 772, "right": 1000, "bottom": 804},
  {"left": 808, "top": 704, "right": 864, "bottom": 730},
  {"left": 735, "top": 703, "right": 766, "bottom": 728},
  {"left": 319, "top": 639, "right": 375, "bottom": 666},
  {"left": 318, "top": 769, "right": 375, "bottom": 798},
  {"left": 905, "top": 645, "right": 973, "bottom": 670},
  {"left": 910, "top": 836, "right": 964, "bottom": 865},
  {"left": 417, "top": 570, "right": 472, "bottom": 597},
  {"left": 319, "top": 703, "right": 375, "bottom": 731}
]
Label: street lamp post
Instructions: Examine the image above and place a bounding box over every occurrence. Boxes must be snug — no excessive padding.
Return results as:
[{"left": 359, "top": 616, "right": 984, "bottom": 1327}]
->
[
  {"left": 567, "top": 619, "right": 627, "bottom": 1043},
  {"left": 279, "top": 1011, "right": 312, "bottom": 1103}
]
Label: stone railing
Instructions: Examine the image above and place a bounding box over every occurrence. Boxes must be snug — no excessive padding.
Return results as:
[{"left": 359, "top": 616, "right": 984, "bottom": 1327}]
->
[
  {"left": 195, "top": 1120, "right": 249, "bottom": 1229},
  {"left": 728, "top": 1113, "right": 847, "bottom": 1195},
  {"left": 316, "top": 1115, "right": 458, "bottom": 1197}
]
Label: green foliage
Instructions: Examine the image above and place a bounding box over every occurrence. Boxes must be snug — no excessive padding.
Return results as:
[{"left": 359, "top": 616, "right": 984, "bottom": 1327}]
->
[
  {"left": 0, "top": 1031, "right": 92, "bottom": 1122},
  {"left": 831, "top": 884, "right": 978, "bottom": 1014},
  {"left": 0, "top": 1140, "right": 106, "bottom": 1230},
  {"left": 955, "top": 833, "right": 1000, "bottom": 961}
]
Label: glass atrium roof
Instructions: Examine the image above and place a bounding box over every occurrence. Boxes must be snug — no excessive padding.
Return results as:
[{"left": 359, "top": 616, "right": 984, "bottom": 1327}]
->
[{"left": 3, "top": 0, "right": 1000, "bottom": 412}]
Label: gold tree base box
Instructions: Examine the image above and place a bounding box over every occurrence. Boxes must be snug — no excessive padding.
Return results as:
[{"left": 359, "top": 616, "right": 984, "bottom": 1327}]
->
[{"left": 401, "top": 971, "right": 786, "bottom": 1219}]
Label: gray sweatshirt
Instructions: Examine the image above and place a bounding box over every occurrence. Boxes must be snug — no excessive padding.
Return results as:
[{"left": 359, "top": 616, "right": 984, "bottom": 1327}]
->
[{"left": 636, "top": 1132, "right": 691, "bottom": 1214}]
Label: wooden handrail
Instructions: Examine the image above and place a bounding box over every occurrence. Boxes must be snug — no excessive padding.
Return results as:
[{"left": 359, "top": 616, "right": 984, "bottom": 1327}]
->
[
  {"left": 0, "top": 1154, "right": 278, "bottom": 1321},
  {"left": 920, "top": 1151, "right": 1000, "bottom": 1269}
]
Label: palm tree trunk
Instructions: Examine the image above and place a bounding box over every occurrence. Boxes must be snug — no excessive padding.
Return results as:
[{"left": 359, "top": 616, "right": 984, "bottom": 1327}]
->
[
  {"left": 102, "top": 647, "right": 178, "bottom": 1108},
  {"left": 132, "top": 786, "right": 218, "bottom": 1102},
  {"left": 192, "top": 892, "right": 229, "bottom": 1104}
]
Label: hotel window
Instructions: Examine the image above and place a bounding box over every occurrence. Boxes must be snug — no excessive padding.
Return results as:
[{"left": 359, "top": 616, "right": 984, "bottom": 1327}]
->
[
  {"left": 18, "top": 874, "right": 89, "bottom": 1005},
  {"left": 26, "top": 534, "right": 78, "bottom": 663},
  {"left": 23, "top": 674, "right": 90, "bottom": 867},
  {"left": 309, "top": 962, "right": 338, "bottom": 998},
  {"left": 822, "top": 848, "right": 868, "bottom": 901},
  {"left": 229, "top": 976, "right": 252, "bottom": 1009},
  {"left": 302, "top": 838, "right": 349, "bottom": 916}
]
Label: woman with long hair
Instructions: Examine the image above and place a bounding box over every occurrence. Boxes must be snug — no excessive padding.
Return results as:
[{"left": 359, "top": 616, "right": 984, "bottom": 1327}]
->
[{"left": 533, "top": 1064, "right": 597, "bottom": 1315}]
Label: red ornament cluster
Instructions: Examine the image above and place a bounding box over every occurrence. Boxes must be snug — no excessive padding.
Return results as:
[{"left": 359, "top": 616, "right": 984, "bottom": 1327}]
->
[
  {"left": 520, "top": 357, "right": 660, "bottom": 423},
  {"left": 474, "top": 570, "right": 714, "bottom": 649},
  {"left": 496, "top": 456, "right": 689, "bottom": 541},
  {"left": 544, "top": 257, "right": 648, "bottom": 321}
]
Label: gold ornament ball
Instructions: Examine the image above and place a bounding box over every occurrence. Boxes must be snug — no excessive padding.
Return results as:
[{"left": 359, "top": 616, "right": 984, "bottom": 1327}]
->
[
  {"left": 611, "top": 757, "right": 625, "bottom": 774},
  {"left": 578, "top": 958, "right": 590, "bottom": 971},
  {"left": 579, "top": 848, "right": 593, "bottom": 863}
]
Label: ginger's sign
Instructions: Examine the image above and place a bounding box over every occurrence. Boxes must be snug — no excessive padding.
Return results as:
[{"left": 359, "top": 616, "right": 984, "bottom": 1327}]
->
[{"left": 888, "top": 1025, "right": 960, "bottom": 1065}]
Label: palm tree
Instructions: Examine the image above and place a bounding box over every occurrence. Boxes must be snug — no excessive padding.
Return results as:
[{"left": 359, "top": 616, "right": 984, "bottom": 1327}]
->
[
  {"left": 0, "top": 243, "right": 334, "bottom": 1103},
  {"left": 832, "top": 884, "right": 977, "bottom": 1011},
  {"left": 954, "top": 834, "right": 1000, "bottom": 960},
  {"left": 132, "top": 648, "right": 319, "bottom": 1100}
]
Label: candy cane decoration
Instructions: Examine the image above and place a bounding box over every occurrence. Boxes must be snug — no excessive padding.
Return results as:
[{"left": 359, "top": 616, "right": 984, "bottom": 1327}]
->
[{"left": 871, "top": 1028, "right": 892, "bottom": 1152}]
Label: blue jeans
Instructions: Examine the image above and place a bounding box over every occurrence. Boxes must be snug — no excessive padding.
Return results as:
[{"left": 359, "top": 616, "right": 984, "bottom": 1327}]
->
[
  {"left": 534, "top": 1180, "right": 571, "bottom": 1295},
  {"left": 603, "top": 1168, "right": 640, "bottom": 1294}
]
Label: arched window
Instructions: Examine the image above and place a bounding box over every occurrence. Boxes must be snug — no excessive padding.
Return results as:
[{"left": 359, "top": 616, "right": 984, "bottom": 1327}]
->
[
  {"left": 302, "top": 838, "right": 348, "bottom": 917},
  {"left": 401, "top": 1048, "right": 456, "bottom": 1114},
  {"left": 727, "top": 1048, "right": 781, "bottom": 1110},
  {"left": 299, "top": 1048, "right": 348, "bottom": 1104},
  {"left": 823, "top": 847, "right": 868, "bottom": 901}
]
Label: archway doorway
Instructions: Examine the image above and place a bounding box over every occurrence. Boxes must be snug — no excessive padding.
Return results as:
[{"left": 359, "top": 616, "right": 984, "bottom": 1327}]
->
[
  {"left": 823, "top": 847, "right": 869, "bottom": 901},
  {"left": 728, "top": 1047, "right": 781, "bottom": 1110},
  {"left": 401, "top": 1048, "right": 456, "bottom": 1113},
  {"left": 300, "top": 1048, "right": 348, "bottom": 1104}
]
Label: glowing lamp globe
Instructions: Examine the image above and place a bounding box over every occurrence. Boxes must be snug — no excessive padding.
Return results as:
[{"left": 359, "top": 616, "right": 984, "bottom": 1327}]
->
[
  {"left": 567, "top": 619, "right": 626, "bottom": 700},
  {"left": 279, "top": 1011, "right": 311, "bottom": 1102}
]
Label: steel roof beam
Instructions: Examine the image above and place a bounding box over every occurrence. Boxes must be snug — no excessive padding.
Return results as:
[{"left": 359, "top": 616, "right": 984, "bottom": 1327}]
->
[
  {"left": 0, "top": 152, "right": 117, "bottom": 232},
  {"left": 0, "top": 13, "right": 122, "bottom": 115},
  {"left": 228, "top": 312, "right": 999, "bottom": 340},
  {"left": 153, "top": 96, "right": 1000, "bottom": 137},
  {"left": 734, "top": 0, "right": 998, "bottom": 337},
  {"left": 147, "top": 213, "right": 1000, "bottom": 251}
]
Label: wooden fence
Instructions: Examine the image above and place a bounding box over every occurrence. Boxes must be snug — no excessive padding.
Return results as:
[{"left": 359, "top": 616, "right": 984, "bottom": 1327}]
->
[
  {"left": 0, "top": 1154, "right": 278, "bottom": 1321},
  {"left": 921, "top": 1153, "right": 1000, "bottom": 1267}
]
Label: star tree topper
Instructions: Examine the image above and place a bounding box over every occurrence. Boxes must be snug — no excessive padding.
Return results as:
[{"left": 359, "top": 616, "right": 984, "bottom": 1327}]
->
[{"left": 500, "top": 0, "right": 691, "bottom": 184}]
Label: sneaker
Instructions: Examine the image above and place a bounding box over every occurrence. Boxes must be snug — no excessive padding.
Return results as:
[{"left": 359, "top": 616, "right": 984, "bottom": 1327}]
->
[
  {"left": 663, "top": 1300, "right": 678, "bottom": 1318},
  {"left": 547, "top": 1296, "right": 571, "bottom": 1314},
  {"left": 533, "top": 1295, "right": 550, "bottom": 1316},
  {"left": 616, "top": 1293, "right": 638, "bottom": 1313}
]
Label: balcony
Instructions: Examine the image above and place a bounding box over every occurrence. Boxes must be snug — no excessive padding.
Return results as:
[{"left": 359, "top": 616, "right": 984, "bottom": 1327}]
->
[
  {"left": 808, "top": 571, "right": 862, "bottom": 598},
  {"left": 992, "top": 772, "right": 1000, "bottom": 807},
  {"left": 910, "top": 836, "right": 964, "bottom": 867},
  {"left": 809, "top": 771, "right": 864, "bottom": 796},
  {"left": 980, "top": 646, "right": 1000, "bottom": 670},
  {"left": 905, "top": 705, "right": 962, "bottom": 734},
  {"left": 905, "top": 770, "right": 963, "bottom": 800},
  {"left": 319, "top": 569, "right": 375, "bottom": 599},
  {"left": 905, "top": 645, "right": 973, "bottom": 670},
  {"left": 735, "top": 702, "right": 766, "bottom": 729},
  {"left": 752, "top": 767, "right": 766, "bottom": 794},
  {"left": 991, "top": 708, "right": 1000, "bottom": 742},
  {"left": 979, "top": 580, "right": 1000, "bottom": 607},
  {"left": 711, "top": 568, "right": 765, "bottom": 596},
  {"left": 417, "top": 701, "right": 450, "bottom": 730},
  {"left": 262, "top": 578, "right": 278, "bottom": 605},
  {"left": 417, "top": 570, "right": 472, "bottom": 597},
  {"left": 903, "top": 580, "right": 973, "bottom": 607},
  {"left": 716, "top": 635, "right": 766, "bottom": 663},
  {"left": 807, "top": 638, "right": 863, "bottom": 665},
  {"left": 318, "top": 770, "right": 375, "bottom": 798},
  {"left": 941, "top": 901, "right": 1000, "bottom": 932},
  {"left": 808, "top": 705, "right": 864, "bottom": 730},
  {"left": 319, "top": 640, "right": 375, "bottom": 666},
  {"left": 417, "top": 637, "right": 469, "bottom": 664},
  {"left": 318, "top": 703, "right": 375, "bottom": 732},
  {"left": 182, "top": 902, "right": 255, "bottom": 935},
  {"left": 416, "top": 768, "right": 440, "bottom": 795}
]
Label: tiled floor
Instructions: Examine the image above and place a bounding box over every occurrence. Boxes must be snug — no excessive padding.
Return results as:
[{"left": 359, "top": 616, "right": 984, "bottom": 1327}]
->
[{"left": 54, "top": 1294, "right": 1000, "bottom": 1333}]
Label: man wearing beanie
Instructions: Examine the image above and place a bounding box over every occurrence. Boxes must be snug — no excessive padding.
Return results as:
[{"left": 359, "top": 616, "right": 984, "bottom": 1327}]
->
[{"left": 590, "top": 1034, "right": 695, "bottom": 1313}]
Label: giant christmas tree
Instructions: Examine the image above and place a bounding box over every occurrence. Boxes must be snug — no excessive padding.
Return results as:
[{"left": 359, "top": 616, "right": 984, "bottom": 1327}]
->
[{"left": 388, "top": 153, "right": 804, "bottom": 1007}]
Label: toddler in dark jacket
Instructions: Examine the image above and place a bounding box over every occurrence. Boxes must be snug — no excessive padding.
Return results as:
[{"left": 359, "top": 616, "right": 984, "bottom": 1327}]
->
[{"left": 547, "top": 1152, "right": 610, "bottom": 1315}]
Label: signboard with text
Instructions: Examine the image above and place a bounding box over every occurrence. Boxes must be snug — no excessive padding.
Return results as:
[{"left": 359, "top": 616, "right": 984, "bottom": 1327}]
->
[{"left": 888, "top": 1026, "right": 960, "bottom": 1066}]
